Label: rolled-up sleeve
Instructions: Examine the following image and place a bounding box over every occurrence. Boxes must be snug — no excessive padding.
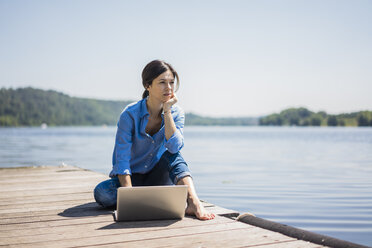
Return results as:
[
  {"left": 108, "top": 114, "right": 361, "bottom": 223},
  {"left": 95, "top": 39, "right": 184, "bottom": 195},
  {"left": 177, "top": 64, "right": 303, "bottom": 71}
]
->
[
  {"left": 164, "top": 107, "right": 185, "bottom": 154},
  {"left": 109, "top": 111, "right": 133, "bottom": 177}
]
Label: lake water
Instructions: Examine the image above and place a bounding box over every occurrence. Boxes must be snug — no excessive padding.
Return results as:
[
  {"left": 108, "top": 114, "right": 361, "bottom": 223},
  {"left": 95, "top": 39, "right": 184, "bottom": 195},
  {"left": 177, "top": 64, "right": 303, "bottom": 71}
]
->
[{"left": 1, "top": 126, "right": 371, "bottom": 246}]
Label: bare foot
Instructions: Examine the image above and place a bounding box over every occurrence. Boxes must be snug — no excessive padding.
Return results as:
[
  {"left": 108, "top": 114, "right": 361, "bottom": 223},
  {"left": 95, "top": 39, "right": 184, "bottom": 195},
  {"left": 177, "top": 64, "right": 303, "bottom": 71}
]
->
[{"left": 185, "top": 198, "right": 215, "bottom": 220}]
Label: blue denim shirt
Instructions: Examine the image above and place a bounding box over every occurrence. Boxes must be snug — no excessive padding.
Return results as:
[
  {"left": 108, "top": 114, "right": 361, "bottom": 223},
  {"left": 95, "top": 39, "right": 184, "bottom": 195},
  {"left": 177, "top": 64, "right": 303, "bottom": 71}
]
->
[{"left": 109, "top": 97, "right": 185, "bottom": 177}]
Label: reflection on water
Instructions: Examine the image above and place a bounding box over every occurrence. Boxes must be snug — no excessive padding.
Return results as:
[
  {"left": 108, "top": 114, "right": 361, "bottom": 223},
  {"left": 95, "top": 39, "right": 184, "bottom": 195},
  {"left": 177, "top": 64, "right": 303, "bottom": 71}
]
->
[{"left": 1, "top": 126, "right": 371, "bottom": 246}]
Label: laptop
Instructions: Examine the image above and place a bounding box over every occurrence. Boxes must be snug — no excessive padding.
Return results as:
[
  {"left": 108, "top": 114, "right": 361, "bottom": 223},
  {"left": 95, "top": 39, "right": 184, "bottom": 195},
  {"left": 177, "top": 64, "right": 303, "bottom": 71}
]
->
[{"left": 114, "top": 185, "right": 188, "bottom": 221}]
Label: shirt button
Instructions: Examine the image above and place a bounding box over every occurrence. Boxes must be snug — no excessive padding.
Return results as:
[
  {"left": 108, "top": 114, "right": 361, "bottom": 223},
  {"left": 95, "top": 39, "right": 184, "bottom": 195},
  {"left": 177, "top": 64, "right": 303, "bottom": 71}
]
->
[
  {"left": 150, "top": 153, "right": 153, "bottom": 156},
  {"left": 152, "top": 141, "right": 154, "bottom": 144},
  {"left": 145, "top": 165, "right": 148, "bottom": 168}
]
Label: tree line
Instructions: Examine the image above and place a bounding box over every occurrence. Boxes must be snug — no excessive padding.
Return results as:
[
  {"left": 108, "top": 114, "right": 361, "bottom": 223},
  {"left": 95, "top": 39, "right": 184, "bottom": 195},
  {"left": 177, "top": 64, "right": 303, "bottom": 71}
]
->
[
  {"left": 259, "top": 107, "right": 372, "bottom": 126},
  {"left": 0, "top": 87, "right": 370, "bottom": 127}
]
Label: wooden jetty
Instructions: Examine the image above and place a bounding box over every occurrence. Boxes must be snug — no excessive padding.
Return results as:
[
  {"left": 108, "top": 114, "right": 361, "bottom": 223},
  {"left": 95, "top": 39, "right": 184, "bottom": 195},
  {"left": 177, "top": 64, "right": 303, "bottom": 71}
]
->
[{"left": 0, "top": 165, "right": 364, "bottom": 248}]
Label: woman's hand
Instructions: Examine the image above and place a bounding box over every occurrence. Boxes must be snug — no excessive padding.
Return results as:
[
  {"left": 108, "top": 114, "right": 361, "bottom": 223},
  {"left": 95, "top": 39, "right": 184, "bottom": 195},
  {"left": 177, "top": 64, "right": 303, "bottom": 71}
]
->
[
  {"left": 163, "top": 93, "right": 178, "bottom": 113},
  {"left": 118, "top": 174, "right": 132, "bottom": 187}
]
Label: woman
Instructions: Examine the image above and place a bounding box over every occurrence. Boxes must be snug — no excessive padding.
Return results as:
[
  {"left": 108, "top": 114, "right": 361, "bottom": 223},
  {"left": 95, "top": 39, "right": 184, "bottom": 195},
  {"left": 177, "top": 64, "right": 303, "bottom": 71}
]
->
[{"left": 94, "top": 60, "right": 215, "bottom": 220}]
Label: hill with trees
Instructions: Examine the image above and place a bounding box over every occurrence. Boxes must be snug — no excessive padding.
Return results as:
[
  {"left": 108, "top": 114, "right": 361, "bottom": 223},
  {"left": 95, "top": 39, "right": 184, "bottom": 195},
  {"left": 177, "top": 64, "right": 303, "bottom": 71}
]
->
[
  {"left": 259, "top": 107, "right": 372, "bottom": 127},
  {"left": 0, "top": 87, "right": 132, "bottom": 126}
]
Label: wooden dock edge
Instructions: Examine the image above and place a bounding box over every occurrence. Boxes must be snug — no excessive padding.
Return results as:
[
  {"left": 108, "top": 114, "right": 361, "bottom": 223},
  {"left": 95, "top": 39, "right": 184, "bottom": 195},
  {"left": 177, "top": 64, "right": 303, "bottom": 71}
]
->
[{"left": 236, "top": 213, "right": 369, "bottom": 248}]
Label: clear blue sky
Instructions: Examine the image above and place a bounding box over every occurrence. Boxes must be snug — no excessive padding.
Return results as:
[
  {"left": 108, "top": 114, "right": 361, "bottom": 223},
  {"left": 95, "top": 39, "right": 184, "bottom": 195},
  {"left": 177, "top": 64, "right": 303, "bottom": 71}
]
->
[{"left": 1, "top": 0, "right": 371, "bottom": 117}]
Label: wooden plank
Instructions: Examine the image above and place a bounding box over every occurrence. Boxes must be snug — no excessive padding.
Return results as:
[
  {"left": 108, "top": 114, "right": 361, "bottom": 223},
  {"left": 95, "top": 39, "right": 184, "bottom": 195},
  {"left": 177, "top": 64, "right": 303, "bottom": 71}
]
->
[
  {"left": 0, "top": 173, "right": 106, "bottom": 184},
  {"left": 0, "top": 168, "right": 103, "bottom": 177},
  {"left": 0, "top": 200, "right": 228, "bottom": 225},
  {"left": 0, "top": 187, "right": 94, "bottom": 199},
  {"left": 63, "top": 226, "right": 296, "bottom": 248},
  {"left": 0, "top": 182, "right": 101, "bottom": 193},
  {"left": 0, "top": 216, "right": 236, "bottom": 244},
  {"left": 0, "top": 176, "right": 106, "bottom": 191},
  {"left": 0, "top": 208, "right": 99, "bottom": 225},
  {"left": 0, "top": 203, "right": 100, "bottom": 224},
  {"left": 0, "top": 201, "right": 226, "bottom": 225},
  {"left": 1, "top": 222, "right": 290, "bottom": 248},
  {"left": 0, "top": 196, "right": 97, "bottom": 210},
  {"left": 0, "top": 200, "right": 102, "bottom": 215},
  {"left": 90, "top": 229, "right": 324, "bottom": 248},
  {"left": 0, "top": 214, "right": 112, "bottom": 231},
  {"left": 0, "top": 166, "right": 82, "bottom": 176},
  {"left": 0, "top": 180, "right": 103, "bottom": 193},
  {"left": 0, "top": 190, "right": 92, "bottom": 201},
  {"left": 0, "top": 215, "right": 233, "bottom": 238},
  {"left": 0, "top": 192, "right": 94, "bottom": 206}
]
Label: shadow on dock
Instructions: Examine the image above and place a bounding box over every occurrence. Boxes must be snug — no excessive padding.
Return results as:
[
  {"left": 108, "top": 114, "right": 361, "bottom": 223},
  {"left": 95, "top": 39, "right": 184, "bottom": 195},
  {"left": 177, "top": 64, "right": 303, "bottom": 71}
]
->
[
  {"left": 58, "top": 202, "right": 182, "bottom": 229},
  {"left": 98, "top": 219, "right": 180, "bottom": 229},
  {"left": 58, "top": 202, "right": 114, "bottom": 218}
]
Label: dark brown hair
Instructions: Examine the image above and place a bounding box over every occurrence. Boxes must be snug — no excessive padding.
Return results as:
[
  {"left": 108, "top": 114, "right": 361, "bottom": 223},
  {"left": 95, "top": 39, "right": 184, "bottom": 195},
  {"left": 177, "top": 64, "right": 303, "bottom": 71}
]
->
[{"left": 141, "top": 60, "right": 180, "bottom": 99}]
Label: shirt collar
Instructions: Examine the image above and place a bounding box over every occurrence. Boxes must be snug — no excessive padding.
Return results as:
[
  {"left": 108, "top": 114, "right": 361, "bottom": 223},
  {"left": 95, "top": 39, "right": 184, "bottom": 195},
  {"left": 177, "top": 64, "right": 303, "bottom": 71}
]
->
[{"left": 140, "top": 97, "right": 150, "bottom": 118}]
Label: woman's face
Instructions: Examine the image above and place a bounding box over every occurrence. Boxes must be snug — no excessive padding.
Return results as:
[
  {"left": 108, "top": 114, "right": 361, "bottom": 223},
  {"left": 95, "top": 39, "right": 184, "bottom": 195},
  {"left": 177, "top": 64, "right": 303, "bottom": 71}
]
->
[{"left": 147, "top": 70, "right": 175, "bottom": 103}]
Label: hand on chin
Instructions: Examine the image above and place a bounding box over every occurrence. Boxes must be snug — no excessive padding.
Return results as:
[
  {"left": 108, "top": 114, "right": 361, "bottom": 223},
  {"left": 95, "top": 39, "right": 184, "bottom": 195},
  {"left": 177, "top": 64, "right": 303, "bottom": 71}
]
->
[{"left": 163, "top": 94, "right": 178, "bottom": 110}]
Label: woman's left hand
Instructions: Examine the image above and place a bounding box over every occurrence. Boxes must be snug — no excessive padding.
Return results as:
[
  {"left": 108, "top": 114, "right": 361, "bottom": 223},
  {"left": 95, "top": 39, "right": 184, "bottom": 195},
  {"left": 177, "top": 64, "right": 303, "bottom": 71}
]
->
[{"left": 163, "top": 93, "right": 178, "bottom": 113}]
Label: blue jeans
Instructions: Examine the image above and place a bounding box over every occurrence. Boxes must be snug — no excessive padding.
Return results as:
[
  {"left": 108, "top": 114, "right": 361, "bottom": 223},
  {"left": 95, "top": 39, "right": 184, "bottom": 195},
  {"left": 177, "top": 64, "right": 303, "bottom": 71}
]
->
[{"left": 94, "top": 151, "right": 191, "bottom": 208}]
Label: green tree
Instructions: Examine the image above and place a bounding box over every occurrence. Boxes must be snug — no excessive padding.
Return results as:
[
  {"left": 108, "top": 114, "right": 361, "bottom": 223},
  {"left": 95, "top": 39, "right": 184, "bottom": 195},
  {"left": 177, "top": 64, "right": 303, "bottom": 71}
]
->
[
  {"left": 310, "top": 116, "right": 322, "bottom": 126},
  {"left": 357, "top": 112, "right": 372, "bottom": 126},
  {"left": 327, "top": 116, "right": 338, "bottom": 126}
]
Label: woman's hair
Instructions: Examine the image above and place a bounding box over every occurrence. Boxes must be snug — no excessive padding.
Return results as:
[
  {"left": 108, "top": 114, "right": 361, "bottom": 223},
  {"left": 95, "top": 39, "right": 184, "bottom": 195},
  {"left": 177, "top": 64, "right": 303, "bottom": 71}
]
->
[{"left": 141, "top": 60, "right": 180, "bottom": 99}]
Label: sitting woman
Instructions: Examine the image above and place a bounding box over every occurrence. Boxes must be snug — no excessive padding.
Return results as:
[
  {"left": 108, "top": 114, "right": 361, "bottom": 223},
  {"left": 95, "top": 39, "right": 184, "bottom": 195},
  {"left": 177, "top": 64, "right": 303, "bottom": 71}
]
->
[{"left": 94, "top": 59, "right": 215, "bottom": 220}]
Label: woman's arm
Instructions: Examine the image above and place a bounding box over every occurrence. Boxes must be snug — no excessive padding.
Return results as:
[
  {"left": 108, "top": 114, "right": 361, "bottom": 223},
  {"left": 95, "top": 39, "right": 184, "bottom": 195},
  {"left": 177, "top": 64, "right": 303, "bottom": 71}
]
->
[
  {"left": 115, "top": 115, "right": 133, "bottom": 187},
  {"left": 163, "top": 110, "right": 177, "bottom": 140},
  {"left": 110, "top": 110, "right": 134, "bottom": 185},
  {"left": 163, "top": 94, "right": 185, "bottom": 153},
  {"left": 163, "top": 94, "right": 178, "bottom": 140}
]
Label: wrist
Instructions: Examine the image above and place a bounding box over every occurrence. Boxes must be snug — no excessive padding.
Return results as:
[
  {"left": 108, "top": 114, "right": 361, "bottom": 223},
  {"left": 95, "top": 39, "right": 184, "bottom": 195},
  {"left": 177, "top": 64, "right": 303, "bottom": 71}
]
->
[{"left": 163, "top": 107, "right": 171, "bottom": 114}]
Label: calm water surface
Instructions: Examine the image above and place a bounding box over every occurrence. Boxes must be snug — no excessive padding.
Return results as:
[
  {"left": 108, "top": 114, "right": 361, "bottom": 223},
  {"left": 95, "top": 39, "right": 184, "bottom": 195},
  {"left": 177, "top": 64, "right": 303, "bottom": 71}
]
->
[{"left": 1, "top": 126, "right": 371, "bottom": 246}]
